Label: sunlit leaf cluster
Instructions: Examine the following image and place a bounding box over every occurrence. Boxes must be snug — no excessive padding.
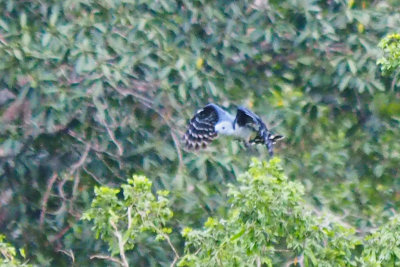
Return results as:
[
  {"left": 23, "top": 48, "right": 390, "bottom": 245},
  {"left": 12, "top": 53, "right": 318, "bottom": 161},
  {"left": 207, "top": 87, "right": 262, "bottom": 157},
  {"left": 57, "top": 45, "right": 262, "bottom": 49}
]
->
[
  {"left": 180, "top": 158, "right": 359, "bottom": 266},
  {"left": 378, "top": 33, "right": 400, "bottom": 75},
  {"left": 0, "top": 235, "right": 31, "bottom": 267},
  {"left": 82, "top": 175, "right": 173, "bottom": 261},
  {"left": 84, "top": 160, "right": 400, "bottom": 266}
]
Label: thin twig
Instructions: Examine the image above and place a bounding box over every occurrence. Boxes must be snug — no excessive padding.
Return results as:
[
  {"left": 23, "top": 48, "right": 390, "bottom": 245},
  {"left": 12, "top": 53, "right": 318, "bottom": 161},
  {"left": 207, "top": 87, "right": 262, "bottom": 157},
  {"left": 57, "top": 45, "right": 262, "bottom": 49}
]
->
[
  {"left": 165, "top": 234, "right": 180, "bottom": 259},
  {"left": 274, "top": 248, "right": 292, "bottom": 252},
  {"left": 169, "top": 128, "right": 184, "bottom": 171},
  {"left": 311, "top": 205, "right": 357, "bottom": 231},
  {"left": 136, "top": 208, "right": 180, "bottom": 266},
  {"left": 58, "top": 177, "right": 67, "bottom": 201},
  {"left": 70, "top": 144, "right": 91, "bottom": 176},
  {"left": 96, "top": 153, "right": 125, "bottom": 180},
  {"left": 99, "top": 116, "right": 124, "bottom": 156},
  {"left": 194, "top": 248, "right": 201, "bottom": 256},
  {"left": 58, "top": 249, "right": 75, "bottom": 263},
  {"left": 50, "top": 224, "right": 73, "bottom": 243},
  {"left": 170, "top": 254, "right": 179, "bottom": 267},
  {"left": 55, "top": 144, "right": 91, "bottom": 220},
  {"left": 127, "top": 206, "right": 132, "bottom": 230},
  {"left": 163, "top": 233, "right": 180, "bottom": 267},
  {"left": 112, "top": 86, "right": 154, "bottom": 106},
  {"left": 110, "top": 221, "right": 129, "bottom": 267},
  {"left": 40, "top": 173, "right": 58, "bottom": 227},
  {"left": 256, "top": 256, "right": 261, "bottom": 267},
  {"left": 71, "top": 144, "right": 91, "bottom": 201},
  {"left": 354, "top": 89, "right": 364, "bottom": 120},
  {"left": 0, "top": 33, "right": 8, "bottom": 45},
  {"left": 67, "top": 130, "right": 86, "bottom": 144},
  {"left": 90, "top": 254, "right": 124, "bottom": 266},
  {"left": 391, "top": 69, "right": 400, "bottom": 91},
  {"left": 83, "top": 166, "right": 104, "bottom": 184},
  {"left": 59, "top": 143, "right": 90, "bottom": 201}
]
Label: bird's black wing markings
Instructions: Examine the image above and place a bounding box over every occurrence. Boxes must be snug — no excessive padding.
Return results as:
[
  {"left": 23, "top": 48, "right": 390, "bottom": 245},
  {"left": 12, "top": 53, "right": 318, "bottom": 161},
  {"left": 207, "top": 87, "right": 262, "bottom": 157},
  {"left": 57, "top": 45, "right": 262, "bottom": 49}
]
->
[
  {"left": 185, "top": 104, "right": 284, "bottom": 155},
  {"left": 235, "top": 107, "right": 259, "bottom": 129},
  {"left": 236, "top": 107, "right": 284, "bottom": 156},
  {"left": 184, "top": 104, "right": 220, "bottom": 150}
]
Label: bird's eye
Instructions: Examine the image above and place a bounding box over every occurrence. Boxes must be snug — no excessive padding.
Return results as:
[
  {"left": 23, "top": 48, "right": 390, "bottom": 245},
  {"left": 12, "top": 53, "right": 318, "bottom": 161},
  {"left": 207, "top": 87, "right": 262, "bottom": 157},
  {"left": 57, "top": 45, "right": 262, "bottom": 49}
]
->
[{"left": 222, "top": 127, "right": 225, "bottom": 130}]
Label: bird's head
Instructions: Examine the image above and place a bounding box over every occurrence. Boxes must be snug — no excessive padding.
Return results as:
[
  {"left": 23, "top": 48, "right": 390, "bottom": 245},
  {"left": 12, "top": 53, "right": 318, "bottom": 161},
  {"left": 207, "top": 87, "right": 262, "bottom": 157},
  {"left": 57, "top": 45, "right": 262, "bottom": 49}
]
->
[{"left": 215, "top": 121, "right": 235, "bottom": 135}]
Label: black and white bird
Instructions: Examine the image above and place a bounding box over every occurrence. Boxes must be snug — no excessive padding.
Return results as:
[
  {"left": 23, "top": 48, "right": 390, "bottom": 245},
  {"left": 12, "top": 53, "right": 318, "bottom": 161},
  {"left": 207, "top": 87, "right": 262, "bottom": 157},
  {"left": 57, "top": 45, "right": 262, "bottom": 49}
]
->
[{"left": 183, "top": 103, "right": 284, "bottom": 156}]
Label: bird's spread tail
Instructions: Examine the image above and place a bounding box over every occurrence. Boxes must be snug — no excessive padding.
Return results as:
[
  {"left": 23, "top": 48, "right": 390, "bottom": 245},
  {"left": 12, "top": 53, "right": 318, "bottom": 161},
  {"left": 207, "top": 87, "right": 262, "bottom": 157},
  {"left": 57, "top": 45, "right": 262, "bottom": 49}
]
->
[
  {"left": 265, "top": 134, "right": 284, "bottom": 157},
  {"left": 249, "top": 125, "right": 284, "bottom": 156}
]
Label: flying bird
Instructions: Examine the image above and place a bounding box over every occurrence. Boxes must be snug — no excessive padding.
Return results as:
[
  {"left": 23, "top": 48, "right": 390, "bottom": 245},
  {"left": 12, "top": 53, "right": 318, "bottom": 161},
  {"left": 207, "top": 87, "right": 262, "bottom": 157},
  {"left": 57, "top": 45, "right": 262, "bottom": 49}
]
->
[{"left": 183, "top": 103, "right": 284, "bottom": 156}]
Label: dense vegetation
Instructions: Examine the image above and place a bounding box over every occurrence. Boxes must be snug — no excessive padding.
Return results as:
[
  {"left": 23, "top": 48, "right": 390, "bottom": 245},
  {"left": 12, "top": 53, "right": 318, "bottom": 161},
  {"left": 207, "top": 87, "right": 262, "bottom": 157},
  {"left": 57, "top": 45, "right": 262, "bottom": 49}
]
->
[{"left": 0, "top": 0, "right": 400, "bottom": 266}]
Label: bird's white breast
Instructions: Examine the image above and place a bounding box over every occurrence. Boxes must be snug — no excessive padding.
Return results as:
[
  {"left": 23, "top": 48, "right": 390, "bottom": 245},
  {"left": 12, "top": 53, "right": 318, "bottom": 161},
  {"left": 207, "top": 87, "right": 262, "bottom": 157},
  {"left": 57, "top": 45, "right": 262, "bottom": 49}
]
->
[{"left": 233, "top": 124, "right": 253, "bottom": 140}]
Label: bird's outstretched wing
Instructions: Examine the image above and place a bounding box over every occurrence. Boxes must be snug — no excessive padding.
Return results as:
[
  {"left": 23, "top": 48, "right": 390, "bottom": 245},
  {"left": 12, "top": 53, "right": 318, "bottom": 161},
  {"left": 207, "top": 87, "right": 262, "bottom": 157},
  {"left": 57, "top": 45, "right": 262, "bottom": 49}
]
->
[
  {"left": 235, "top": 107, "right": 284, "bottom": 156},
  {"left": 183, "top": 104, "right": 221, "bottom": 150},
  {"left": 235, "top": 107, "right": 261, "bottom": 131}
]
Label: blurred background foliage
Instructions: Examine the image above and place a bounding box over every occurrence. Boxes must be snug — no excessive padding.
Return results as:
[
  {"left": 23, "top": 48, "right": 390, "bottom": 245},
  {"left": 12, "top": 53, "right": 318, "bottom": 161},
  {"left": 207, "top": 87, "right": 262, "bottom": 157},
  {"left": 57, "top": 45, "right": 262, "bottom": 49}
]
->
[{"left": 0, "top": 0, "right": 400, "bottom": 265}]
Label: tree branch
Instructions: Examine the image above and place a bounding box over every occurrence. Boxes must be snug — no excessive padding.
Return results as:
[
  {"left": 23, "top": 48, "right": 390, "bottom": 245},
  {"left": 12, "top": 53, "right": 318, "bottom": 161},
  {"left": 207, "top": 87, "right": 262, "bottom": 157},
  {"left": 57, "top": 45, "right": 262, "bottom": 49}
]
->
[
  {"left": 256, "top": 256, "right": 261, "bottom": 267},
  {"left": 110, "top": 221, "right": 129, "bottom": 267},
  {"left": 127, "top": 206, "right": 132, "bottom": 230},
  {"left": 136, "top": 208, "right": 180, "bottom": 266},
  {"left": 83, "top": 166, "right": 105, "bottom": 184},
  {"left": 40, "top": 173, "right": 58, "bottom": 227},
  {"left": 50, "top": 224, "right": 73, "bottom": 243},
  {"left": 71, "top": 144, "right": 91, "bottom": 200},
  {"left": 58, "top": 249, "right": 75, "bottom": 263},
  {"left": 70, "top": 144, "right": 91, "bottom": 176},
  {"left": 163, "top": 233, "right": 180, "bottom": 267},
  {"left": 90, "top": 254, "right": 124, "bottom": 266},
  {"left": 391, "top": 68, "right": 400, "bottom": 91},
  {"left": 99, "top": 116, "right": 124, "bottom": 157},
  {"left": 112, "top": 85, "right": 154, "bottom": 106},
  {"left": 168, "top": 123, "right": 184, "bottom": 172}
]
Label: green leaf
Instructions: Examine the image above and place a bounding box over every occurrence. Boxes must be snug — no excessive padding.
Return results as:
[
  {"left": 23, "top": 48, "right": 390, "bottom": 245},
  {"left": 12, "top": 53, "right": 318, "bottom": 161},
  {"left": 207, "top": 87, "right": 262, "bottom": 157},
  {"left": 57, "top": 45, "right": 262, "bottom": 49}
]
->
[
  {"left": 347, "top": 59, "right": 357, "bottom": 74},
  {"left": 230, "top": 227, "right": 245, "bottom": 241}
]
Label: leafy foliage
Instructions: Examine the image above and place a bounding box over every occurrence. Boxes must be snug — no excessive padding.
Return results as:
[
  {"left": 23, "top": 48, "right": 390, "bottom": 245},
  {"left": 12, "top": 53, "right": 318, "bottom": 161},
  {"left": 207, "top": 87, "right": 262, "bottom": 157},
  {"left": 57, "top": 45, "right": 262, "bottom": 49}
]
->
[
  {"left": 0, "top": 0, "right": 400, "bottom": 265},
  {"left": 82, "top": 175, "right": 175, "bottom": 266},
  {"left": 85, "top": 159, "right": 400, "bottom": 266},
  {"left": 180, "top": 158, "right": 359, "bottom": 266},
  {"left": 360, "top": 215, "right": 400, "bottom": 265},
  {"left": 378, "top": 33, "right": 400, "bottom": 75},
  {"left": 0, "top": 235, "right": 31, "bottom": 267}
]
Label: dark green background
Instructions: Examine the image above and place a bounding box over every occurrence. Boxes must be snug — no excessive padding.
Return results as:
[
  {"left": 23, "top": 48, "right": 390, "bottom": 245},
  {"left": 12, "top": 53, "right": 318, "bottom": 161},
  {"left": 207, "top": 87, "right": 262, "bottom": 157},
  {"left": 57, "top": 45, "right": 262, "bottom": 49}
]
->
[{"left": 0, "top": 0, "right": 399, "bottom": 265}]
